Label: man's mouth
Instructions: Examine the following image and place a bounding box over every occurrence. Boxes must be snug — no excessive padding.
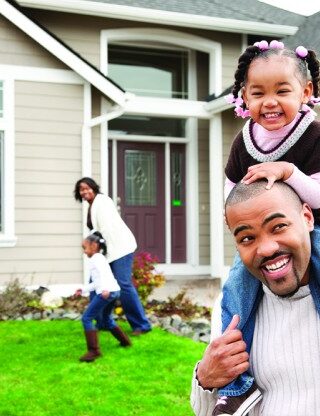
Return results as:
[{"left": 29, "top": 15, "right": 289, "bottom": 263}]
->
[{"left": 261, "top": 255, "right": 291, "bottom": 280}]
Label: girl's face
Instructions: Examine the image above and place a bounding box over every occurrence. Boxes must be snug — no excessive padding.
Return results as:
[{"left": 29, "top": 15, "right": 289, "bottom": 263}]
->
[
  {"left": 82, "top": 240, "right": 98, "bottom": 258},
  {"left": 78, "top": 182, "right": 96, "bottom": 204},
  {"left": 243, "top": 56, "right": 313, "bottom": 131}
]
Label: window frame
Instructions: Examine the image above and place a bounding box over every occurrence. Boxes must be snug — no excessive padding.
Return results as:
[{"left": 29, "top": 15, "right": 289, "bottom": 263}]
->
[{"left": 0, "top": 77, "right": 16, "bottom": 247}]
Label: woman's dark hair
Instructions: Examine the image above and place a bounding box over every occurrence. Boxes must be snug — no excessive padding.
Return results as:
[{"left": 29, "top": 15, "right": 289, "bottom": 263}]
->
[
  {"left": 85, "top": 231, "right": 107, "bottom": 255},
  {"left": 231, "top": 45, "right": 320, "bottom": 110},
  {"left": 73, "top": 177, "right": 101, "bottom": 202}
]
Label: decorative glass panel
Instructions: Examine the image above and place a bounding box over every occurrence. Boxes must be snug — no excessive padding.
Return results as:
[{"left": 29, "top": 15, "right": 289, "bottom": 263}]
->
[
  {"left": 0, "top": 82, "right": 3, "bottom": 118},
  {"left": 0, "top": 132, "right": 3, "bottom": 231},
  {"left": 125, "top": 150, "right": 156, "bottom": 206},
  {"left": 108, "top": 45, "right": 188, "bottom": 99},
  {"left": 171, "top": 152, "right": 183, "bottom": 206},
  {"left": 109, "top": 115, "right": 185, "bottom": 137}
]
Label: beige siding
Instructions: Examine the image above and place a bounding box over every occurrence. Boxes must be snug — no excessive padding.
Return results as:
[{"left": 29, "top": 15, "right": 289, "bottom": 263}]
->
[
  {"left": 222, "top": 110, "right": 245, "bottom": 265},
  {"left": 0, "top": 15, "right": 66, "bottom": 69},
  {"left": 0, "top": 81, "right": 83, "bottom": 286},
  {"left": 198, "top": 119, "right": 210, "bottom": 265}
]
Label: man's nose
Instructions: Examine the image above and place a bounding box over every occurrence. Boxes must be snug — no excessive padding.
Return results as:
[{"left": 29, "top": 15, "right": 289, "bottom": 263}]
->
[{"left": 256, "top": 238, "right": 280, "bottom": 257}]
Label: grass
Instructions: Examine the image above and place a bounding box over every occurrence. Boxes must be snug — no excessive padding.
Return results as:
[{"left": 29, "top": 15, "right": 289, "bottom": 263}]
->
[{"left": 0, "top": 321, "right": 206, "bottom": 416}]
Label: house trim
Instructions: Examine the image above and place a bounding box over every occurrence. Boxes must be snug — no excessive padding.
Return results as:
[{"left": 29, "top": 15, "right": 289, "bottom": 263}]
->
[
  {"left": 0, "top": 77, "right": 16, "bottom": 247},
  {"left": 18, "top": 0, "right": 298, "bottom": 36},
  {"left": 1, "top": 0, "right": 126, "bottom": 105}
]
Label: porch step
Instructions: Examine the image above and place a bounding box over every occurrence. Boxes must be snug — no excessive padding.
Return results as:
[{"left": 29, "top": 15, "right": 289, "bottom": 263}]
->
[{"left": 149, "top": 277, "right": 221, "bottom": 308}]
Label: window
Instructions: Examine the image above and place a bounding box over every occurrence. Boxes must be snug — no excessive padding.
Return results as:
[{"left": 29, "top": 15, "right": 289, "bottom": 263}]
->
[
  {"left": 108, "top": 45, "right": 188, "bottom": 99},
  {"left": 109, "top": 115, "right": 186, "bottom": 137}
]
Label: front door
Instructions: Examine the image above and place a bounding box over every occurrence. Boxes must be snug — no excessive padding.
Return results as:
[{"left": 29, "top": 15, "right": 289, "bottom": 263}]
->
[{"left": 117, "top": 142, "right": 165, "bottom": 262}]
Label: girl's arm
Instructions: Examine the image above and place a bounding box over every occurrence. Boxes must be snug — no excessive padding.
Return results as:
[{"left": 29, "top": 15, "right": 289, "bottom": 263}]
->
[
  {"left": 242, "top": 162, "right": 320, "bottom": 208},
  {"left": 284, "top": 167, "right": 320, "bottom": 208}
]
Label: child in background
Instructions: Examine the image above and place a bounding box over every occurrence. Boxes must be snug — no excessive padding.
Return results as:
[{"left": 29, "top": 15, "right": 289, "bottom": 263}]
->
[
  {"left": 212, "top": 40, "right": 320, "bottom": 415},
  {"left": 75, "top": 231, "right": 131, "bottom": 363}
]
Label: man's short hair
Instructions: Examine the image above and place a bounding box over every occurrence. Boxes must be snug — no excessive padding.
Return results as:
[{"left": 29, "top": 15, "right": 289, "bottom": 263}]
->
[{"left": 225, "top": 180, "right": 303, "bottom": 210}]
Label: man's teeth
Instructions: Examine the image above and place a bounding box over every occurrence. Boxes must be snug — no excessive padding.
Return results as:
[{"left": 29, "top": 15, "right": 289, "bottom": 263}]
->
[
  {"left": 265, "top": 258, "right": 289, "bottom": 272},
  {"left": 264, "top": 113, "right": 281, "bottom": 119}
]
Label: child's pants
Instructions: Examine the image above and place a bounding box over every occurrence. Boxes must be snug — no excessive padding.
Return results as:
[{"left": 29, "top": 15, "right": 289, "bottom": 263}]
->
[{"left": 82, "top": 291, "right": 120, "bottom": 331}]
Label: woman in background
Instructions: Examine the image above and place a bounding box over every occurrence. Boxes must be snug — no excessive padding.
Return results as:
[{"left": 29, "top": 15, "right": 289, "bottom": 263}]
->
[{"left": 74, "top": 177, "right": 151, "bottom": 335}]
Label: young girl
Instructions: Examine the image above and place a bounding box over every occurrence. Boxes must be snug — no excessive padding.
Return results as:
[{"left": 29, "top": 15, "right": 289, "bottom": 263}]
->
[
  {"left": 75, "top": 231, "right": 131, "bottom": 363},
  {"left": 212, "top": 40, "right": 320, "bottom": 416}
]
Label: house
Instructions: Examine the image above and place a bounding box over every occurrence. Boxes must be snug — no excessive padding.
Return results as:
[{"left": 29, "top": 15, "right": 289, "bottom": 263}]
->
[{"left": 0, "top": 0, "right": 314, "bottom": 293}]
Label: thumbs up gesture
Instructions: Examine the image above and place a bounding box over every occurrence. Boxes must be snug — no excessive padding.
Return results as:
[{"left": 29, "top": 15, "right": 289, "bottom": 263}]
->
[{"left": 196, "top": 315, "right": 250, "bottom": 389}]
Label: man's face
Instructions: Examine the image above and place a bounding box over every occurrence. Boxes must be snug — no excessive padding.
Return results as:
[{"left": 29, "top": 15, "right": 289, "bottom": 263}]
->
[{"left": 226, "top": 187, "right": 314, "bottom": 297}]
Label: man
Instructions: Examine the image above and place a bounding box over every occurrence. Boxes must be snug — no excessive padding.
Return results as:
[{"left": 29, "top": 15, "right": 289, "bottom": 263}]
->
[{"left": 191, "top": 180, "right": 320, "bottom": 416}]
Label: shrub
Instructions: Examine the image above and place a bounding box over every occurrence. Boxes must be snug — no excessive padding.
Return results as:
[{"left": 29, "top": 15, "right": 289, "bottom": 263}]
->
[
  {"left": 132, "top": 252, "right": 165, "bottom": 305},
  {"left": 0, "top": 279, "right": 40, "bottom": 320}
]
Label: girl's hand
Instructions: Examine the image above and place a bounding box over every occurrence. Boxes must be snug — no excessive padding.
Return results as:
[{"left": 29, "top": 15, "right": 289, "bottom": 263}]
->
[
  {"left": 242, "top": 162, "right": 294, "bottom": 189},
  {"left": 74, "top": 289, "right": 82, "bottom": 297},
  {"left": 101, "top": 290, "right": 110, "bottom": 299}
]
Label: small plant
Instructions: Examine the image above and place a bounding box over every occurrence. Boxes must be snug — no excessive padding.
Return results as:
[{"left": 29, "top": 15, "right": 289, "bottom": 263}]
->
[
  {"left": 132, "top": 252, "right": 165, "bottom": 305},
  {"left": 0, "top": 279, "right": 40, "bottom": 320},
  {"left": 147, "top": 289, "right": 212, "bottom": 320}
]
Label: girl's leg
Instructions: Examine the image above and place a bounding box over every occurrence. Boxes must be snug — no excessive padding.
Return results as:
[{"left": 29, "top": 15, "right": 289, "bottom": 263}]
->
[{"left": 217, "top": 253, "right": 263, "bottom": 397}]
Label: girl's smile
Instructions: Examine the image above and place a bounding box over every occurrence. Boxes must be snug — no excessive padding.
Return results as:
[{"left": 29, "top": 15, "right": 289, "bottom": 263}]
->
[{"left": 243, "top": 56, "right": 313, "bottom": 131}]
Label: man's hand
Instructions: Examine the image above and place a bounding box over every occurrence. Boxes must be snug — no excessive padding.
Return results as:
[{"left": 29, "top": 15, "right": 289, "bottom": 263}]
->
[
  {"left": 242, "top": 161, "right": 294, "bottom": 189},
  {"left": 196, "top": 315, "right": 249, "bottom": 389}
]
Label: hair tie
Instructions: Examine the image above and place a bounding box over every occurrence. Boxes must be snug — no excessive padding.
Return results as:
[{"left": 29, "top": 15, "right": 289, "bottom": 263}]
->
[
  {"left": 225, "top": 94, "right": 251, "bottom": 119},
  {"left": 99, "top": 238, "right": 105, "bottom": 243},
  {"left": 253, "top": 40, "right": 284, "bottom": 52},
  {"left": 295, "top": 46, "right": 308, "bottom": 59}
]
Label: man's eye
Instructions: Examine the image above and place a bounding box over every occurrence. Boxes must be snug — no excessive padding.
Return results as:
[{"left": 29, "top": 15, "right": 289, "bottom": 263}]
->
[
  {"left": 240, "top": 236, "right": 254, "bottom": 244},
  {"left": 274, "top": 223, "right": 287, "bottom": 231}
]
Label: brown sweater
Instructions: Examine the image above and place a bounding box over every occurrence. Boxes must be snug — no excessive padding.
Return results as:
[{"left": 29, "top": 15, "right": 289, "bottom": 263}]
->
[{"left": 225, "top": 119, "right": 320, "bottom": 223}]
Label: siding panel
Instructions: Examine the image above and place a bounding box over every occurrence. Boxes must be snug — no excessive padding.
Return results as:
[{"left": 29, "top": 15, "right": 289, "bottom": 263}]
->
[{"left": 0, "top": 81, "right": 83, "bottom": 286}]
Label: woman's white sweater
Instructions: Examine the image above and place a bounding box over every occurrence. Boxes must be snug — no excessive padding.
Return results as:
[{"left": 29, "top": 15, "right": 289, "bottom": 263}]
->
[
  {"left": 191, "top": 285, "right": 320, "bottom": 416},
  {"left": 88, "top": 194, "right": 137, "bottom": 262}
]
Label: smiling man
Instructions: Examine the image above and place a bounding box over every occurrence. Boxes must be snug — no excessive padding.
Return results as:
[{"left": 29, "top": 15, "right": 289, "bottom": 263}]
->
[{"left": 191, "top": 180, "right": 320, "bottom": 416}]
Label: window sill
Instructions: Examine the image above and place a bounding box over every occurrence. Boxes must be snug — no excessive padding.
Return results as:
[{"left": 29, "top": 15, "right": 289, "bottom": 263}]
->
[{"left": 0, "top": 236, "right": 17, "bottom": 247}]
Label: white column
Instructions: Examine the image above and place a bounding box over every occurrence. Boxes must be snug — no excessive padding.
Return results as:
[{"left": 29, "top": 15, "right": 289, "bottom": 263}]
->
[{"left": 209, "top": 114, "right": 224, "bottom": 278}]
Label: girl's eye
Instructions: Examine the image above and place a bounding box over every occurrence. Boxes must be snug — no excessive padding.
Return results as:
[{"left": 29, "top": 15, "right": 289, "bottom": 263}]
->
[
  {"left": 278, "top": 90, "right": 290, "bottom": 94},
  {"left": 252, "top": 92, "right": 262, "bottom": 96}
]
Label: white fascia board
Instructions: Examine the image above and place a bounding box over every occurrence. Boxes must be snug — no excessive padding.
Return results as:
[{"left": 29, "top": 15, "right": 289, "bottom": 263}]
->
[
  {"left": 204, "top": 95, "right": 231, "bottom": 115},
  {"left": 18, "top": 0, "right": 298, "bottom": 36},
  {"left": 124, "top": 96, "right": 211, "bottom": 119},
  {"left": 1, "top": 0, "right": 126, "bottom": 106}
]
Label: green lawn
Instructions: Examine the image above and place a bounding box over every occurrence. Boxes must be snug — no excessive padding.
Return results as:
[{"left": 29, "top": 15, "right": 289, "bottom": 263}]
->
[{"left": 0, "top": 321, "right": 206, "bottom": 416}]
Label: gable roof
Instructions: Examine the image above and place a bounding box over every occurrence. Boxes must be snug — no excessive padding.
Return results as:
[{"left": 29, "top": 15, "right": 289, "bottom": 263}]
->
[
  {"left": 18, "top": 0, "right": 302, "bottom": 36},
  {"left": 283, "top": 12, "right": 320, "bottom": 52},
  {"left": 0, "top": 0, "right": 127, "bottom": 106}
]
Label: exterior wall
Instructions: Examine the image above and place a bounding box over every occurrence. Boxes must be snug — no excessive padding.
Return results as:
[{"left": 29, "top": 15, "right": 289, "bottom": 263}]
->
[
  {"left": 222, "top": 110, "right": 245, "bottom": 266},
  {"left": 28, "top": 10, "right": 242, "bottom": 91},
  {"left": 0, "top": 80, "right": 83, "bottom": 287},
  {"left": 0, "top": 15, "right": 66, "bottom": 69}
]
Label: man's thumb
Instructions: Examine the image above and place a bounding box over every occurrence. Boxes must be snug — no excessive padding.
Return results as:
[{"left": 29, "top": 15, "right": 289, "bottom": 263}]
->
[{"left": 224, "top": 314, "right": 240, "bottom": 333}]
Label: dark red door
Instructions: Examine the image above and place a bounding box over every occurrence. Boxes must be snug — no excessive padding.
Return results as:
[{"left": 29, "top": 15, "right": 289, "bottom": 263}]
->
[{"left": 117, "top": 142, "right": 165, "bottom": 262}]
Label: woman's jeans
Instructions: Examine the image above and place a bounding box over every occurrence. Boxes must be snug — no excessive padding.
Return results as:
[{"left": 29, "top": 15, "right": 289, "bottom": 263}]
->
[
  {"left": 109, "top": 253, "right": 151, "bottom": 332},
  {"left": 82, "top": 291, "right": 120, "bottom": 331}
]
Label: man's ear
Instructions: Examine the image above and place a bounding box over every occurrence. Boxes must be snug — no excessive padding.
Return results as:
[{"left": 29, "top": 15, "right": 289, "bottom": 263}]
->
[{"left": 302, "top": 203, "right": 314, "bottom": 232}]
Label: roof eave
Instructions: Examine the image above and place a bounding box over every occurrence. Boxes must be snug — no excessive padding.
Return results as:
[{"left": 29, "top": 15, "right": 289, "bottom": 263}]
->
[
  {"left": 18, "top": 0, "right": 298, "bottom": 36},
  {"left": 1, "top": 0, "right": 126, "bottom": 106}
]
